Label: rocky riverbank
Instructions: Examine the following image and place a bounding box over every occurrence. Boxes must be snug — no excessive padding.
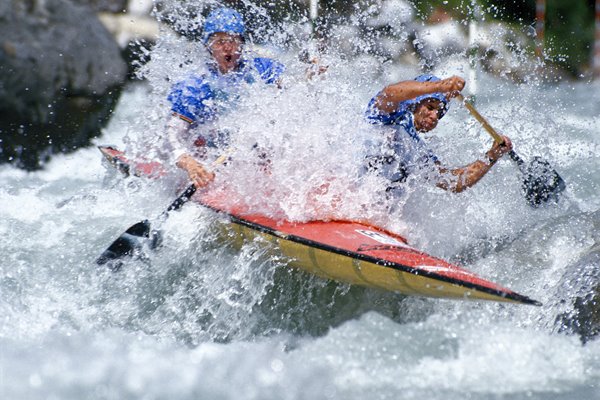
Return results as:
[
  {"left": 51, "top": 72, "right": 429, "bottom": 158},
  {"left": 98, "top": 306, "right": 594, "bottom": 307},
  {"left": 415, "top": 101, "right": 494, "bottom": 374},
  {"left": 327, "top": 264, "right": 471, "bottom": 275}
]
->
[{"left": 0, "top": 0, "right": 158, "bottom": 170}]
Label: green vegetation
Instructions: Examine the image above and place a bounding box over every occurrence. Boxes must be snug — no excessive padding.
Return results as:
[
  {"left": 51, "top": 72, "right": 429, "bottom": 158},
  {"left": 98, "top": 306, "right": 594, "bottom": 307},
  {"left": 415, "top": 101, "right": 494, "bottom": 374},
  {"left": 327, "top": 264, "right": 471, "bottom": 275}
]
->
[
  {"left": 232, "top": 0, "right": 595, "bottom": 75},
  {"left": 545, "top": 0, "right": 594, "bottom": 74},
  {"left": 320, "top": 0, "right": 596, "bottom": 75},
  {"left": 405, "top": 0, "right": 595, "bottom": 75}
]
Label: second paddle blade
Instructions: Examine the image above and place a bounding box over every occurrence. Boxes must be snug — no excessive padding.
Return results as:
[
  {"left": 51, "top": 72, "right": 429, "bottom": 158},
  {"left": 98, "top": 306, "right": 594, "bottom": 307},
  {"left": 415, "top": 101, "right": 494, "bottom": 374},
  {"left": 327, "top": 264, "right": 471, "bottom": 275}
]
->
[
  {"left": 96, "top": 220, "right": 155, "bottom": 270},
  {"left": 522, "top": 156, "right": 566, "bottom": 207}
]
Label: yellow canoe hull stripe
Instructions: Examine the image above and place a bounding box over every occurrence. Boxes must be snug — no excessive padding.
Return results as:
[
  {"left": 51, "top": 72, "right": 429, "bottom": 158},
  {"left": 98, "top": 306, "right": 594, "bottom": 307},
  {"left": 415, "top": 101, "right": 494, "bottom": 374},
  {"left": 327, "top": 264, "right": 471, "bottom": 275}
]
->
[{"left": 218, "top": 220, "right": 533, "bottom": 305}]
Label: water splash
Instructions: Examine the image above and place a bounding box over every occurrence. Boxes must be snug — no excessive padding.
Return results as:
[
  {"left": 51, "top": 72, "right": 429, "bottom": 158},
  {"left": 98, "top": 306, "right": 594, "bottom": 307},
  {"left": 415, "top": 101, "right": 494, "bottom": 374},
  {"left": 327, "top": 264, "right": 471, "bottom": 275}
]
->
[{"left": 2, "top": 1, "right": 600, "bottom": 398}]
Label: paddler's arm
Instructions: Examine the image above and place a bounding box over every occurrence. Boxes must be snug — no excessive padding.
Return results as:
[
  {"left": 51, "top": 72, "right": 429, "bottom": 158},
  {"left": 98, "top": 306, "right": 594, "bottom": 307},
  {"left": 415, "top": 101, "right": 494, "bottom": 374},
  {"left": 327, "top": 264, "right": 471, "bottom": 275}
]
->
[
  {"left": 435, "top": 135, "right": 513, "bottom": 193},
  {"left": 166, "top": 114, "right": 215, "bottom": 188},
  {"left": 374, "top": 76, "right": 465, "bottom": 114}
]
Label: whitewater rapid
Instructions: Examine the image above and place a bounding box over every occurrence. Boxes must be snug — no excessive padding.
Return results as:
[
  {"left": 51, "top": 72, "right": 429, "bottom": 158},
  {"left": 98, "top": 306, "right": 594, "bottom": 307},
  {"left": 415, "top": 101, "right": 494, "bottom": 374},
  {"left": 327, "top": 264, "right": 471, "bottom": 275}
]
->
[{"left": 2, "top": 5, "right": 600, "bottom": 399}]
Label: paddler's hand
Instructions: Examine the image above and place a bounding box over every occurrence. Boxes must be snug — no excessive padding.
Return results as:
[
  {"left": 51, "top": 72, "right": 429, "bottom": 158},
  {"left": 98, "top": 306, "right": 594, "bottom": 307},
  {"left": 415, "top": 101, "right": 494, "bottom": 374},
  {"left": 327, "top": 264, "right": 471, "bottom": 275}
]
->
[
  {"left": 486, "top": 135, "right": 513, "bottom": 164},
  {"left": 305, "top": 57, "right": 328, "bottom": 80},
  {"left": 439, "top": 76, "right": 465, "bottom": 99},
  {"left": 176, "top": 154, "right": 215, "bottom": 188}
]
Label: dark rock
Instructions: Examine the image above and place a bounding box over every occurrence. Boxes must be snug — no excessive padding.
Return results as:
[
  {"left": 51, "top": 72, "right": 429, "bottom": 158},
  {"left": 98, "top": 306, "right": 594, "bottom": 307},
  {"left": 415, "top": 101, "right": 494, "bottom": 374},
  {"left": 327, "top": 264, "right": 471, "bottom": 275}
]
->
[
  {"left": 122, "top": 39, "right": 154, "bottom": 80},
  {"left": 554, "top": 246, "right": 600, "bottom": 344},
  {"left": 0, "top": 0, "right": 127, "bottom": 170},
  {"left": 550, "top": 210, "right": 600, "bottom": 343}
]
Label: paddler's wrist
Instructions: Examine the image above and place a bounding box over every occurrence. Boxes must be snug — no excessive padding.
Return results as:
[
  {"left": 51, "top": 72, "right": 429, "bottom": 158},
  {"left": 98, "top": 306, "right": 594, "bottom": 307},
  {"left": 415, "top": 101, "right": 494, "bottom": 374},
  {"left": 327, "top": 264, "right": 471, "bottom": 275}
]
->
[{"left": 484, "top": 151, "right": 498, "bottom": 166}]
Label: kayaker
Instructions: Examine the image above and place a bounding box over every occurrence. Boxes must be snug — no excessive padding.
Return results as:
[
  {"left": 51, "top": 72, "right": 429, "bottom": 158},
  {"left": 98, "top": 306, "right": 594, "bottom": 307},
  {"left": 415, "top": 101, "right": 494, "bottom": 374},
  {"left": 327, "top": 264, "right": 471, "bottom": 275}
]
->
[
  {"left": 165, "top": 7, "right": 285, "bottom": 188},
  {"left": 364, "top": 73, "right": 513, "bottom": 198}
]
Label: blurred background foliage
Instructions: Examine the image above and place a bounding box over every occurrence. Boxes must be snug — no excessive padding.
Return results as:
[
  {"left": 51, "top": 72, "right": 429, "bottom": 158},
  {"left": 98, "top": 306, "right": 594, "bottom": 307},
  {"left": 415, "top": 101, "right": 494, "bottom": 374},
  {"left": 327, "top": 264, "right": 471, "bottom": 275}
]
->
[
  {"left": 410, "top": 0, "right": 595, "bottom": 75},
  {"left": 223, "top": 0, "right": 596, "bottom": 76}
]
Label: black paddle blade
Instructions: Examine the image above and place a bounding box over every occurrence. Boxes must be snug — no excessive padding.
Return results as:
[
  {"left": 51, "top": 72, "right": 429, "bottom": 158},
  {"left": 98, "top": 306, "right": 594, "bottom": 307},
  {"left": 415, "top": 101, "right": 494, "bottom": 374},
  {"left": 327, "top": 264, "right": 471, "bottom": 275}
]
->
[
  {"left": 522, "top": 156, "right": 566, "bottom": 207},
  {"left": 96, "top": 220, "right": 151, "bottom": 270}
]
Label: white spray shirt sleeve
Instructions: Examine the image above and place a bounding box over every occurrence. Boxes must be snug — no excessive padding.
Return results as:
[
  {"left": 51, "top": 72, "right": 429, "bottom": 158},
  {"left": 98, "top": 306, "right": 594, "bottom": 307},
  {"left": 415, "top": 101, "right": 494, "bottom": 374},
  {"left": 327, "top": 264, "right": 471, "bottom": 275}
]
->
[{"left": 165, "top": 115, "right": 191, "bottom": 161}]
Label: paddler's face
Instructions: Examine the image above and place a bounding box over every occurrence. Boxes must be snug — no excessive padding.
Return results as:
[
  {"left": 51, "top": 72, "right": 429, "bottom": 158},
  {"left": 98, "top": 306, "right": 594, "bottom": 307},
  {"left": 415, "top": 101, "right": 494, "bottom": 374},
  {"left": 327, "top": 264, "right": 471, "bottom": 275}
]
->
[
  {"left": 207, "top": 32, "right": 243, "bottom": 74},
  {"left": 413, "top": 98, "right": 444, "bottom": 132}
]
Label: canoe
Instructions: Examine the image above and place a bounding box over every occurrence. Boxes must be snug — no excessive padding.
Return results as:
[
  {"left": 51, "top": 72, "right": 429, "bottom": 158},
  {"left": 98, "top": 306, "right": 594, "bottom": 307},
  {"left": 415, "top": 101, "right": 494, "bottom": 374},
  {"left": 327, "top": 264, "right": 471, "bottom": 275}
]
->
[{"left": 99, "top": 145, "right": 541, "bottom": 306}]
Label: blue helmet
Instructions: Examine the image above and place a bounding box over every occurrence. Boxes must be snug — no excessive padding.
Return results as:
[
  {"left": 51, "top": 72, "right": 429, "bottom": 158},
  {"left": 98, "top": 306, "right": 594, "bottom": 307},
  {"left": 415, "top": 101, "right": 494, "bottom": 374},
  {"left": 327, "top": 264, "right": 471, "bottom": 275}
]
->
[
  {"left": 202, "top": 7, "right": 245, "bottom": 44},
  {"left": 409, "top": 74, "right": 449, "bottom": 118}
]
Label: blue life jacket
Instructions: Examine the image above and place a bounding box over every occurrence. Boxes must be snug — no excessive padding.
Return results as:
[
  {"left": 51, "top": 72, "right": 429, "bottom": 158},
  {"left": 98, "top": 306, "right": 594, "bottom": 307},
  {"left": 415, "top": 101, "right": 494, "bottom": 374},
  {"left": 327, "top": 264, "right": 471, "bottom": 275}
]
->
[
  {"left": 364, "top": 97, "right": 440, "bottom": 196},
  {"left": 168, "top": 57, "right": 285, "bottom": 125}
]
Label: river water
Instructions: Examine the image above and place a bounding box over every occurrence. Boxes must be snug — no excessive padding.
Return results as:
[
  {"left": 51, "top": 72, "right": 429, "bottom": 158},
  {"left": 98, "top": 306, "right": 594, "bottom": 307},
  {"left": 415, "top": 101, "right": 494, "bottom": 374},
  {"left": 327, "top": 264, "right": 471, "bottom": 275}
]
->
[{"left": 2, "top": 6, "right": 600, "bottom": 399}]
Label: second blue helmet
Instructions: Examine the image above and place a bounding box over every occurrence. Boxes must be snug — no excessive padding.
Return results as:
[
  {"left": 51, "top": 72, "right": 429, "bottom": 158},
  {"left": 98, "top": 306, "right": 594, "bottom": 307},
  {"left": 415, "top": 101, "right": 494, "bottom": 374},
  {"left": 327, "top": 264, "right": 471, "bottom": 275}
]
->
[{"left": 202, "top": 7, "right": 245, "bottom": 44}]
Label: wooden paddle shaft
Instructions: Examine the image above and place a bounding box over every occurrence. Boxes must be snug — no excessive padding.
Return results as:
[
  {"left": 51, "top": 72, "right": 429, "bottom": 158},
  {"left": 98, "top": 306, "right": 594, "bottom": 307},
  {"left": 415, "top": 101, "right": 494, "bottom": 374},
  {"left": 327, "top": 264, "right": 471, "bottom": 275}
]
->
[
  {"left": 456, "top": 94, "right": 527, "bottom": 166},
  {"left": 456, "top": 94, "right": 504, "bottom": 144}
]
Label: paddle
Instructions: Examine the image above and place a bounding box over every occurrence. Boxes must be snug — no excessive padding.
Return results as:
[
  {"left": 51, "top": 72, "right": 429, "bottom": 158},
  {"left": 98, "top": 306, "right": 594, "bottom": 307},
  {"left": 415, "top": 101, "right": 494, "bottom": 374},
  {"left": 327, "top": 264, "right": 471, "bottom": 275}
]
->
[
  {"left": 96, "top": 151, "right": 231, "bottom": 270},
  {"left": 96, "top": 184, "right": 197, "bottom": 270},
  {"left": 457, "top": 94, "right": 566, "bottom": 207}
]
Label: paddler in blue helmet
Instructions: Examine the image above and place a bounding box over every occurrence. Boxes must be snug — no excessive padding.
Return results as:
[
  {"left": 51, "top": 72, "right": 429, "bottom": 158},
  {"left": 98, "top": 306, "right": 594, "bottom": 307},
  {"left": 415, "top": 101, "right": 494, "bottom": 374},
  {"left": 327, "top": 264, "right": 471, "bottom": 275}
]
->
[
  {"left": 364, "top": 74, "right": 513, "bottom": 196},
  {"left": 165, "top": 7, "right": 285, "bottom": 188}
]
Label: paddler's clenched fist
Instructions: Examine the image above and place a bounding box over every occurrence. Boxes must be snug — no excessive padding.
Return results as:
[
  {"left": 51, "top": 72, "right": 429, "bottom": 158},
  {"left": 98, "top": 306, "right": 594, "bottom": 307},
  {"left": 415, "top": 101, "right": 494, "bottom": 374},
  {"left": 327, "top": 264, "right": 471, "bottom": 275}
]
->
[
  {"left": 486, "top": 135, "right": 513, "bottom": 163},
  {"left": 176, "top": 153, "right": 215, "bottom": 188},
  {"left": 439, "top": 76, "right": 465, "bottom": 99}
]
